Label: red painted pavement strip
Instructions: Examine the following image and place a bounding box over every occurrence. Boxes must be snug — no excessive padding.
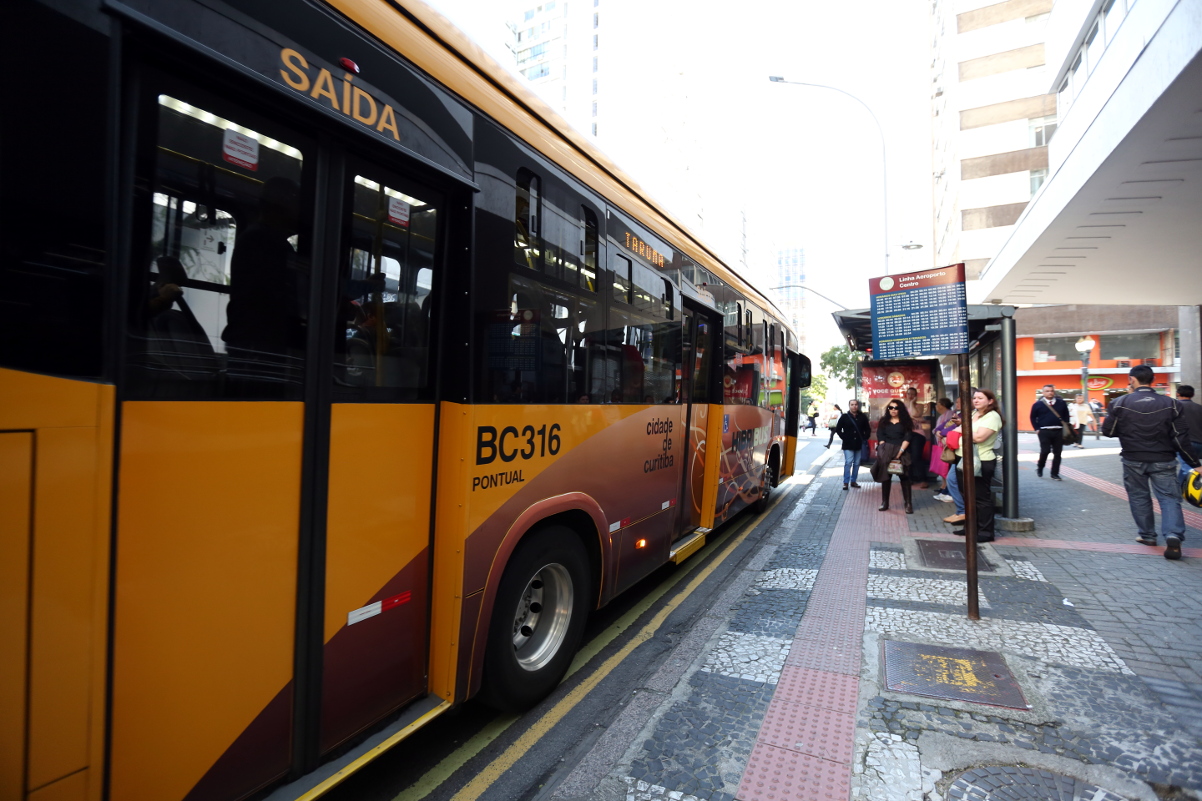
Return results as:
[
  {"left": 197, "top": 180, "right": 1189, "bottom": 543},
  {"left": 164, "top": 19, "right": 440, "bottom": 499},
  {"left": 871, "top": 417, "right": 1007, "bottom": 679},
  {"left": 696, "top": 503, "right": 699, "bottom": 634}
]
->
[
  {"left": 739, "top": 743, "right": 851, "bottom": 801},
  {"left": 773, "top": 667, "right": 860, "bottom": 713},
  {"left": 756, "top": 700, "right": 857, "bottom": 763},
  {"left": 1056, "top": 464, "right": 1202, "bottom": 530},
  {"left": 911, "top": 530, "right": 1202, "bottom": 557},
  {"left": 738, "top": 486, "right": 883, "bottom": 799}
]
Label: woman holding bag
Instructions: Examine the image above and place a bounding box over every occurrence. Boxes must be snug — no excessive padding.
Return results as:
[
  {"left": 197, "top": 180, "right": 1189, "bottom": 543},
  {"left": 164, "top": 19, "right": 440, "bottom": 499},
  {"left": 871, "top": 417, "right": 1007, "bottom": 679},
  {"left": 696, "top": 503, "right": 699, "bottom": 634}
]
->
[
  {"left": 929, "top": 398, "right": 955, "bottom": 497},
  {"left": 870, "top": 401, "right": 915, "bottom": 513},
  {"left": 951, "top": 389, "right": 1004, "bottom": 542}
]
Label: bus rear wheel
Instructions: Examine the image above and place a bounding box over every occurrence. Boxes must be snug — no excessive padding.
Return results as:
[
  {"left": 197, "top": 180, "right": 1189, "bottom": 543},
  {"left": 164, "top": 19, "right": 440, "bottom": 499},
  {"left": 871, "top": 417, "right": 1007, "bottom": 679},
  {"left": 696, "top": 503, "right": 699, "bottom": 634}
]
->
[
  {"left": 753, "top": 464, "right": 774, "bottom": 513},
  {"left": 478, "top": 525, "right": 590, "bottom": 711}
]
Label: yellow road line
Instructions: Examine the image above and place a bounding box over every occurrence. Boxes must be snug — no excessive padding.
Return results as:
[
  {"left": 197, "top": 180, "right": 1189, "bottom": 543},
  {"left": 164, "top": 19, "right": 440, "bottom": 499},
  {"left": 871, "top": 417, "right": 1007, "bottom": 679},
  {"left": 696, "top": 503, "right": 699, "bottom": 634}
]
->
[
  {"left": 396, "top": 479, "right": 797, "bottom": 801},
  {"left": 446, "top": 513, "right": 770, "bottom": 801},
  {"left": 392, "top": 519, "right": 741, "bottom": 801}
]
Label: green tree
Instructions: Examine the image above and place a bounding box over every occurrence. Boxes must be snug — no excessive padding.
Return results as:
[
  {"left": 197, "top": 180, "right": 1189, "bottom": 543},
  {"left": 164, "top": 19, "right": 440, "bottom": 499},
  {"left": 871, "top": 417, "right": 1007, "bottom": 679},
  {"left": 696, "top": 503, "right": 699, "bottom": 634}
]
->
[
  {"left": 820, "top": 344, "right": 863, "bottom": 390},
  {"left": 800, "top": 371, "right": 829, "bottom": 409}
]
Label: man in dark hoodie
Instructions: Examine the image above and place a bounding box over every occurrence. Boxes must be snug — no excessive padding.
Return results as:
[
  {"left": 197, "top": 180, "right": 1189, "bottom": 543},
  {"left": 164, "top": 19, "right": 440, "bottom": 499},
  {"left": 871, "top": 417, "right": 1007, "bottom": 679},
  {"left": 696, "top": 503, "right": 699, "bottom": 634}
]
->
[{"left": 1103, "top": 366, "right": 1202, "bottom": 560}]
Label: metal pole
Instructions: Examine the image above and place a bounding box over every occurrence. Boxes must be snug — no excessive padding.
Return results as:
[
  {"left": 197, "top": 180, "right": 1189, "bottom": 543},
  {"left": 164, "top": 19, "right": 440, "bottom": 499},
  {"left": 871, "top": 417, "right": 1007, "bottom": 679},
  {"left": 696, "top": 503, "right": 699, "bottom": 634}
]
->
[
  {"left": 1081, "top": 348, "right": 1091, "bottom": 438},
  {"left": 1001, "top": 312, "right": 1018, "bottom": 519},
  {"left": 960, "top": 353, "right": 979, "bottom": 620}
]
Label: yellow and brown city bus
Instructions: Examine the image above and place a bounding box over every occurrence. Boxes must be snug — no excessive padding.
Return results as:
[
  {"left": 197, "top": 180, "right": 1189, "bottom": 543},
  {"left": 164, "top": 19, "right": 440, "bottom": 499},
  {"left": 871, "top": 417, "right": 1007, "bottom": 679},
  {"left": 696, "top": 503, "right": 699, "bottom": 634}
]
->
[{"left": 0, "top": 0, "right": 812, "bottom": 799}]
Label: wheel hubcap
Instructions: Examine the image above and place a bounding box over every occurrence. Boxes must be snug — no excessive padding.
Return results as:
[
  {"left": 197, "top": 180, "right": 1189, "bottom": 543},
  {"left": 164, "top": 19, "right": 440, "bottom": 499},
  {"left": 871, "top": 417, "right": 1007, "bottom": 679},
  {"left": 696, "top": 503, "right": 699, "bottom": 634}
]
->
[{"left": 511, "top": 563, "right": 574, "bottom": 672}]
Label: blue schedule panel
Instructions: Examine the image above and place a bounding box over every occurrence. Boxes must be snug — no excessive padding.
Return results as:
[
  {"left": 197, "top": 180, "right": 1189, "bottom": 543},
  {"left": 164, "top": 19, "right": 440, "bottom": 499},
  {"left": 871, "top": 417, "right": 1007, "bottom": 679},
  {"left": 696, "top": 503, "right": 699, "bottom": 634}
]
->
[{"left": 869, "top": 264, "right": 968, "bottom": 359}]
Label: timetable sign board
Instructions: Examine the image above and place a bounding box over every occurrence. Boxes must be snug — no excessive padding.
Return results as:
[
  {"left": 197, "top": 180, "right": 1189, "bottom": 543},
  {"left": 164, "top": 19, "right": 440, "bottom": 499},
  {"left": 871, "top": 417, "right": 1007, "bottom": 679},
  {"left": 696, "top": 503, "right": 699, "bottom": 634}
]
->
[{"left": 869, "top": 263, "right": 968, "bottom": 359}]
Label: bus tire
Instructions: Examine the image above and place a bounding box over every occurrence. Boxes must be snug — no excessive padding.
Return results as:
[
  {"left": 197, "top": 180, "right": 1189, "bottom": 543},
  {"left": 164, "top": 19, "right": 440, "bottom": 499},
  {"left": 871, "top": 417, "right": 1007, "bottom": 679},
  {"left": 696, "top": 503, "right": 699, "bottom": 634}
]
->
[
  {"left": 752, "top": 464, "right": 774, "bottom": 514},
  {"left": 478, "top": 525, "right": 590, "bottom": 712}
]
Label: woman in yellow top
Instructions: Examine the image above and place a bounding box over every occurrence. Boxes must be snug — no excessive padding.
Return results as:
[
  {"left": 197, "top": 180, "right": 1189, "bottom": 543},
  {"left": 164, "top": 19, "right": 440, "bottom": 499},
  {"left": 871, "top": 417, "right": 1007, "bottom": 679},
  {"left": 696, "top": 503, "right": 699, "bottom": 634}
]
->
[
  {"left": 953, "top": 388, "right": 1004, "bottom": 542},
  {"left": 1070, "top": 393, "right": 1095, "bottom": 449}
]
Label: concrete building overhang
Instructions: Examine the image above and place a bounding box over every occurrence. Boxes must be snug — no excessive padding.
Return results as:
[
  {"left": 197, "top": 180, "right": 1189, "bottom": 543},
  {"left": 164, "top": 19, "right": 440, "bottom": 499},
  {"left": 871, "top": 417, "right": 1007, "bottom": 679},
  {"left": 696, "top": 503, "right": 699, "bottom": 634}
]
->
[{"left": 974, "top": 3, "right": 1202, "bottom": 307}]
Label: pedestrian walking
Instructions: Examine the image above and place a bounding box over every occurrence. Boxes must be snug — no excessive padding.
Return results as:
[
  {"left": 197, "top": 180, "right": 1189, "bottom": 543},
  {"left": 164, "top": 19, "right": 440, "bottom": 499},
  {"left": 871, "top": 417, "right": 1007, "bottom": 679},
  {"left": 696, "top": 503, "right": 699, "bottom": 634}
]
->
[
  {"left": 1175, "top": 385, "right": 1202, "bottom": 484},
  {"left": 1102, "top": 366, "right": 1202, "bottom": 560},
  {"left": 1089, "top": 398, "right": 1105, "bottom": 433},
  {"left": 825, "top": 404, "right": 842, "bottom": 448},
  {"left": 1070, "top": 393, "right": 1095, "bottom": 449},
  {"left": 951, "top": 389, "right": 1004, "bottom": 543},
  {"left": 870, "top": 400, "right": 915, "bottom": 514},
  {"left": 1031, "top": 384, "right": 1070, "bottom": 480},
  {"left": 835, "top": 400, "right": 871, "bottom": 490}
]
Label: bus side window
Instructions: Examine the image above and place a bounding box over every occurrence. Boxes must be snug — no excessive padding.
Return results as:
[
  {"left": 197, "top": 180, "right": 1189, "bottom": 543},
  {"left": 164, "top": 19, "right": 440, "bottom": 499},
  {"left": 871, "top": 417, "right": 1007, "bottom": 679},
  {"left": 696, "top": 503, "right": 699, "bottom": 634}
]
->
[
  {"left": 515, "top": 168, "right": 541, "bottom": 270},
  {"left": 127, "top": 92, "right": 313, "bottom": 400},
  {"left": 581, "top": 207, "right": 598, "bottom": 293},
  {"left": 600, "top": 257, "right": 679, "bottom": 403},
  {"left": 333, "top": 172, "right": 439, "bottom": 401}
]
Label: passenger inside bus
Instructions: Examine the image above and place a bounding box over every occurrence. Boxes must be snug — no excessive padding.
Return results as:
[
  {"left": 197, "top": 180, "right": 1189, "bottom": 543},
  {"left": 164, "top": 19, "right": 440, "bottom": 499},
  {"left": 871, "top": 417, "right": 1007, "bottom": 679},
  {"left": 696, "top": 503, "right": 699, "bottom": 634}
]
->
[{"left": 222, "top": 176, "right": 307, "bottom": 364}]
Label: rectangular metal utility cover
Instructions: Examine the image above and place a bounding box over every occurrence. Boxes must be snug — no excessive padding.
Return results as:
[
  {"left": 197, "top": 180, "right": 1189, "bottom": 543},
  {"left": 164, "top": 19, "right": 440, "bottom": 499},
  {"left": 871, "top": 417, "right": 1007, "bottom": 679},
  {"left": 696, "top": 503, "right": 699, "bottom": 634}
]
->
[
  {"left": 916, "top": 539, "right": 996, "bottom": 571},
  {"left": 884, "top": 640, "right": 1028, "bottom": 709}
]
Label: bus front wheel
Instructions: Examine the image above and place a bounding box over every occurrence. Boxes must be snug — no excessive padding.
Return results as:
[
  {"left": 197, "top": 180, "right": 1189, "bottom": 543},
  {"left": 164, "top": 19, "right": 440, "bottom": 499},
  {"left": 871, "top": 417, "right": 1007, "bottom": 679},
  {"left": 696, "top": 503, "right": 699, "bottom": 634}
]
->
[{"left": 478, "top": 525, "right": 590, "bottom": 711}]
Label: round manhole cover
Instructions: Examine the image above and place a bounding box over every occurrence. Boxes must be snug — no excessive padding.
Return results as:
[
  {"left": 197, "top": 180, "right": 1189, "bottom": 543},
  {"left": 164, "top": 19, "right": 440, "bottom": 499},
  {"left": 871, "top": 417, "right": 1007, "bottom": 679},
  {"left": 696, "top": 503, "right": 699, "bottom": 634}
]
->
[{"left": 949, "top": 766, "right": 1132, "bottom": 800}]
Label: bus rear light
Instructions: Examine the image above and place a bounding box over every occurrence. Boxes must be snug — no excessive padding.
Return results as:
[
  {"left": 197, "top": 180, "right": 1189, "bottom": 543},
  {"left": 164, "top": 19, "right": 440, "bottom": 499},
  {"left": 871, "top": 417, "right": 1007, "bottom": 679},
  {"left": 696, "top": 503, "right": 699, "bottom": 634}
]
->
[{"left": 339, "top": 57, "right": 360, "bottom": 74}]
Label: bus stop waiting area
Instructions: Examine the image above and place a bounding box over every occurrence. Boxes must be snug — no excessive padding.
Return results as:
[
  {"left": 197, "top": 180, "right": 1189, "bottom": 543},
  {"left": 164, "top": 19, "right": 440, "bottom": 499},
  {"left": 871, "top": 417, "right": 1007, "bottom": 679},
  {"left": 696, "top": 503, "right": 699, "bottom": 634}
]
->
[{"left": 542, "top": 437, "right": 1202, "bottom": 801}]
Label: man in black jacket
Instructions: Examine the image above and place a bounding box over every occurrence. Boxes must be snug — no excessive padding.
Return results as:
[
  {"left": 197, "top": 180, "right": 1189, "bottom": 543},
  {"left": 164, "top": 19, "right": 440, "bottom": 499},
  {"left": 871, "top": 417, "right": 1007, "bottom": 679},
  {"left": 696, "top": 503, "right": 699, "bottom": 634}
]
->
[
  {"left": 1030, "top": 384, "right": 1070, "bottom": 480},
  {"left": 1103, "top": 366, "right": 1202, "bottom": 560},
  {"left": 836, "top": 399, "right": 872, "bottom": 490},
  {"left": 1175, "top": 385, "right": 1202, "bottom": 484}
]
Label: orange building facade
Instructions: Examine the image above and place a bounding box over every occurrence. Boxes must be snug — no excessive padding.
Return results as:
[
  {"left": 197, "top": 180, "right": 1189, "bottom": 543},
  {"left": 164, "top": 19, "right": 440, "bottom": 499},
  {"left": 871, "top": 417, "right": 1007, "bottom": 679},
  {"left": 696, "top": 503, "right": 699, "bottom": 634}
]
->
[{"left": 1015, "top": 330, "right": 1179, "bottom": 431}]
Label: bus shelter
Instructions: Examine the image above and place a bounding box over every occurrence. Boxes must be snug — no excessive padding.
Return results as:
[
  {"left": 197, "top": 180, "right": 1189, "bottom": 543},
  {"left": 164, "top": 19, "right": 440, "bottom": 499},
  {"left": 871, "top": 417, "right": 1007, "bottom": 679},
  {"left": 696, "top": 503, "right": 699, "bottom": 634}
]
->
[{"left": 832, "top": 305, "right": 1030, "bottom": 528}]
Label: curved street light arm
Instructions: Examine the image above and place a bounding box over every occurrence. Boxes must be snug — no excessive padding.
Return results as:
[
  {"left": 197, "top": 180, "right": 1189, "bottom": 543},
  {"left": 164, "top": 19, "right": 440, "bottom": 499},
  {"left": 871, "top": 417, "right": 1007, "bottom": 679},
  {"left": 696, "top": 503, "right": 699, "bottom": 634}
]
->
[
  {"left": 769, "top": 284, "right": 850, "bottom": 310},
  {"left": 768, "top": 76, "right": 890, "bottom": 275}
]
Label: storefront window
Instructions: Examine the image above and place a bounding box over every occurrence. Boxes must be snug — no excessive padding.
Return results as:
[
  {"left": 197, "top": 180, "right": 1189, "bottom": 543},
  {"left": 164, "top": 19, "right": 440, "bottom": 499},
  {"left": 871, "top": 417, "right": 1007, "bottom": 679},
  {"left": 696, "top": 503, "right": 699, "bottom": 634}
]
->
[
  {"left": 1032, "top": 336, "right": 1082, "bottom": 363},
  {"left": 1099, "top": 332, "right": 1160, "bottom": 362}
]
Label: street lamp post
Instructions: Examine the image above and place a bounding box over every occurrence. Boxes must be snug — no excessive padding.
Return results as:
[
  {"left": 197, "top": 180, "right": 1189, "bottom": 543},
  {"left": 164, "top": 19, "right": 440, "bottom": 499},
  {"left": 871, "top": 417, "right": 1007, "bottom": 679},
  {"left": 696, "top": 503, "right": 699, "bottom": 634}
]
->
[
  {"left": 769, "top": 76, "right": 890, "bottom": 275},
  {"left": 1075, "top": 336, "right": 1096, "bottom": 438}
]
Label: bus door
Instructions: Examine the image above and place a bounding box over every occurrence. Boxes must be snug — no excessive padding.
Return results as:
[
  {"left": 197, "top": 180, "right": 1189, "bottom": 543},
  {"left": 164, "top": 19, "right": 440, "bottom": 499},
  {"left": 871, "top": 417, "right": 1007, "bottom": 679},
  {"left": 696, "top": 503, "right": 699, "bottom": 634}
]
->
[
  {"left": 112, "top": 76, "right": 444, "bottom": 800},
  {"left": 783, "top": 350, "right": 813, "bottom": 477},
  {"left": 318, "top": 158, "right": 442, "bottom": 755},
  {"left": 676, "top": 302, "right": 719, "bottom": 536}
]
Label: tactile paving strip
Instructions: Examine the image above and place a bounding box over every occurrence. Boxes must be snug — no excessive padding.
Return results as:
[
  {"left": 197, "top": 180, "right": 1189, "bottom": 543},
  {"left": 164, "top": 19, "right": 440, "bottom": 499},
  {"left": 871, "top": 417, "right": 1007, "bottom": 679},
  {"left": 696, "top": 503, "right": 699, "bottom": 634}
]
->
[
  {"left": 773, "top": 667, "right": 859, "bottom": 713},
  {"left": 738, "top": 484, "right": 883, "bottom": 799},
  {"left": 739, "top": 743, "right": 850, "bottom": 801},
  {"left": 756, "top": 700, "right": 856, "bottom": 763}
]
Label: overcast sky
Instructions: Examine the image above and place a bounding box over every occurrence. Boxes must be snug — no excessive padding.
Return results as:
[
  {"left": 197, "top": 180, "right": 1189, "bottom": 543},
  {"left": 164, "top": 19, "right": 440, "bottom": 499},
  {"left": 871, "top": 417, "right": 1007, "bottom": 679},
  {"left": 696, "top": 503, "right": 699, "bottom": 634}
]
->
[{"left": 422, "top": 0, "right": 933, "bottom": 366}]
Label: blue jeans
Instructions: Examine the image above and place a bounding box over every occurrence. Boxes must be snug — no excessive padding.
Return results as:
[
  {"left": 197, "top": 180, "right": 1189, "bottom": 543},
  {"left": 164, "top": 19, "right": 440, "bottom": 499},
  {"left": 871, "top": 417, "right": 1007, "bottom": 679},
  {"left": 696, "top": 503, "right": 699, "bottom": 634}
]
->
[
  {"left": 946, "top": 460, "right": 965, "bottom": 514},
  {"left": 1179, "top": 441, "right": 1202, "bottom": 484},
  {"left": 843, "top": 447, "right": 862, "bottom": 485},
  {"left": 1122, "top": 458, "right": 1186, "bottom": 541}
]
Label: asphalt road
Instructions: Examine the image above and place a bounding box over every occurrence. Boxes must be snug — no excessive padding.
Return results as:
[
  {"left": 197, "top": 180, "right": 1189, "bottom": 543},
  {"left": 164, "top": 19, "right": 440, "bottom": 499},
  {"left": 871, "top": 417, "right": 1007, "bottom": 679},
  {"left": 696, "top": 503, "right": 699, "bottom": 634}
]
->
[{"left": 320, "top": 438, "right": 831, "bottom": 801}]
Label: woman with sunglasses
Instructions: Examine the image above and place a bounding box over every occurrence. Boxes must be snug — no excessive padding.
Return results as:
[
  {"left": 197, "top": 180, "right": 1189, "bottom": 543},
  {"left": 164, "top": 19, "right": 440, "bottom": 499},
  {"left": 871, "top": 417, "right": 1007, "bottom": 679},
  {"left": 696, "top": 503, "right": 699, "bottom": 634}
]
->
[{"left": 869, "top": 400, "right": 915, "bottom": 513}]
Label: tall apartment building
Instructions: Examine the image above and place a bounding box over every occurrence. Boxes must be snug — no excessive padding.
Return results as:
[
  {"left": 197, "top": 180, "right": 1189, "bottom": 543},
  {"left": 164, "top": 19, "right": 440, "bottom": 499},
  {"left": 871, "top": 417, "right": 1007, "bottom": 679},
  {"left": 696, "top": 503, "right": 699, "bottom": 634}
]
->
[
  {"left": 772, "top": 248, "right": 808, "bottom": 354},
  {"left": 931, "top": 0, "right": 1058, "bottom": 282},
  {"left": 507, "top": 0, "right": 600, "bottom": 136}
]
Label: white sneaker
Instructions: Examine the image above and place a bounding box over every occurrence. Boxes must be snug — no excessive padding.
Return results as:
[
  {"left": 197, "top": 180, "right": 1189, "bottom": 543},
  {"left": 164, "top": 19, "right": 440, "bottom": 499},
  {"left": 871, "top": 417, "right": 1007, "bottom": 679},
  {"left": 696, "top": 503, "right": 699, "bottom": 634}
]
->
[{"left": 934, "top": 493, "right": 954, "bottom": 503}]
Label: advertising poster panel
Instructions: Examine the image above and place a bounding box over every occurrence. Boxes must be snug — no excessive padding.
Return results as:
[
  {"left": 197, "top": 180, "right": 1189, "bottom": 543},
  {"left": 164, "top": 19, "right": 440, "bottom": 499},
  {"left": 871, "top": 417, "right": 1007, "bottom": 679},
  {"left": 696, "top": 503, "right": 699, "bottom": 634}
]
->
[{"left": 857, "top": 361, "right": 939, "bottom": 454}]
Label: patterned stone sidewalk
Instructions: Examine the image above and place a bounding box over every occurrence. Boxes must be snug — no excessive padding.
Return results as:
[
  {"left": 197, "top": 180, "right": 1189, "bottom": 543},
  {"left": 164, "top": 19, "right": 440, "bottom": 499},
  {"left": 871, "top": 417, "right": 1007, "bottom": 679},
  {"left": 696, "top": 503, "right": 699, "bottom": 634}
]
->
[{"left": 549, "top": 442, "right": 1202, "bottom": 801}]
